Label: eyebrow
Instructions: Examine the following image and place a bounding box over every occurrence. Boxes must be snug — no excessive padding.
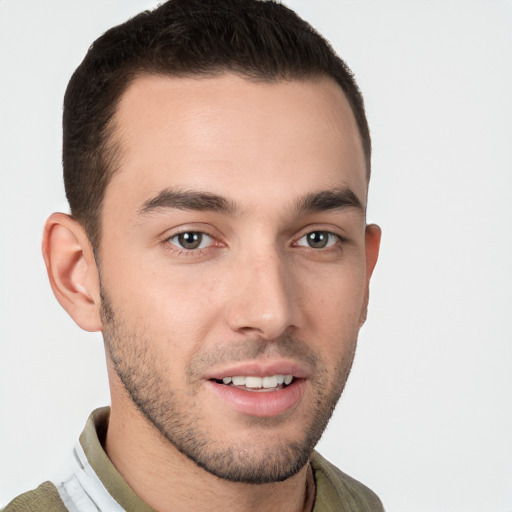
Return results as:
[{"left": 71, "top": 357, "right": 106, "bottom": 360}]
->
[
  {"left": 295, "top": 187, "right": 364, "bottom": 214},
  {"left": 139, "top": 188, "right": 238, "bottom": 216},
  {"left": 138, "top": 186, "right": 363, "bottom": 217}
]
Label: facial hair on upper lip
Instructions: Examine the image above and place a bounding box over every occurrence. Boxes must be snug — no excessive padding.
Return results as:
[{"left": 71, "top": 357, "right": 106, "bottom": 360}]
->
[{"left": 185, "top": 334, "right": 320, "bottom": 386}]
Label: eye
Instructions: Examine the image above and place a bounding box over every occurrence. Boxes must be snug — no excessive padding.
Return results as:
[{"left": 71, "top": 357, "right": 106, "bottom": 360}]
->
[
  {"left": 167, "top": 231, "right": 213, "bottom": 250},
  {"left": 295, "top": 231, "right": 339, "bottom": 249}
]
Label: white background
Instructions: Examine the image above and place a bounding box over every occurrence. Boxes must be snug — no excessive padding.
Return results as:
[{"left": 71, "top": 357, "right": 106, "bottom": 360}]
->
[{"left": 1, "top": 1, "right": 511, "bottom": 510}]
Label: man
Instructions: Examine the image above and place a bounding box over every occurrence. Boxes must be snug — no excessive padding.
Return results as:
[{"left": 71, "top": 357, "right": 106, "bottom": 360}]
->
[{"left": 4, "top": 0, "right": 382, "bottom": 510}]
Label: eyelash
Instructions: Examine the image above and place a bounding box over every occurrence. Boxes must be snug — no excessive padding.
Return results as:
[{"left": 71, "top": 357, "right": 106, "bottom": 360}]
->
[
  {"left": 293, "top": 231, "right": 345, "bottom": 250},
  {"left": 163, "top": 228, "right": 346, "bottom": 255},
  {"left": 164, "top": 230, "right": 218, "bottom": 254}
]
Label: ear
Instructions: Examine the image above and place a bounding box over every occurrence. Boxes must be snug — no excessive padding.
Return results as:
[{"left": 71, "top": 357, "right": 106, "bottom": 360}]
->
[
  {"left": 359, "top": 223, "right": 381, "bottom": 325},
  {"left": 42, "top": 213, "right": 103, "bottom": 332}
]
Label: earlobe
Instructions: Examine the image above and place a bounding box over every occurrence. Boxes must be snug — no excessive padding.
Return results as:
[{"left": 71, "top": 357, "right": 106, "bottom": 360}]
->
[
  {"left": 359, "top": 224, "right": 381, "bottom": 325},
  {"left": 42, "top": 213, "right": 103, "bottom": 332}
]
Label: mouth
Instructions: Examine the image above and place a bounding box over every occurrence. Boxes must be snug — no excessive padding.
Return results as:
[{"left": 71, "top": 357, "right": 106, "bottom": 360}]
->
[
  {"left": 211, "top": 374, "right": 295, "bottom": 392},
  {"left": 206, "top": 369, "right": 306, "bottom": 417}
]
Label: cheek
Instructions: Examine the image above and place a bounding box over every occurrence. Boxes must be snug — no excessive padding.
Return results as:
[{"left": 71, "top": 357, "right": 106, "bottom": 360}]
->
[
  {"left": 297, "top": 263, "right": 366, "bottom": 373},
  {"left": 300, "top": 262, "right": 367, "bottom": 324},
  {"left": 102, "top": 257, "right": 224, "bottom": 348}
]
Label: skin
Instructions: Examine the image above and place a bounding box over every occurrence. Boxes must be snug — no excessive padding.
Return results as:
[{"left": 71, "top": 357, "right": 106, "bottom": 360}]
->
[{"left": 43, "top": 73, "right": 380, "bottom": 512}]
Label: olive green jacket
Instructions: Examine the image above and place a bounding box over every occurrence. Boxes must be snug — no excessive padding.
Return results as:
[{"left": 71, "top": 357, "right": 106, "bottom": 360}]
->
[{"left": 3, "top": 408, "right": 383, "bottom": 511}]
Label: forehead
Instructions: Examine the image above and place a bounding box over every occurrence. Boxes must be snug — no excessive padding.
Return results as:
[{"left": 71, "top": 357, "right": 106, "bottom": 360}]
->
[{"left": 105, "top": 73, "right": 367, "bottom": 214}]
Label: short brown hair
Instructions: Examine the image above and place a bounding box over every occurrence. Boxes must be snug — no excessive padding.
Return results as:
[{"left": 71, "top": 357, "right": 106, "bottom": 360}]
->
[{"left": 63, "top": 0, "right": 371, "bottom": 249}]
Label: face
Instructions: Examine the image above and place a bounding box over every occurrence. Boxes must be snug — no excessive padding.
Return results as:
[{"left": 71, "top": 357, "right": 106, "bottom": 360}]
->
[{"left": 98, "top": 73, "right": 378, "bottom": 483}]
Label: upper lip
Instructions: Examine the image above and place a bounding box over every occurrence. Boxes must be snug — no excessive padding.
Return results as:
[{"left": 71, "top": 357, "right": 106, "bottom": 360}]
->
[{"left": 204, "top": 360, "right": 309, "bottom": 381}]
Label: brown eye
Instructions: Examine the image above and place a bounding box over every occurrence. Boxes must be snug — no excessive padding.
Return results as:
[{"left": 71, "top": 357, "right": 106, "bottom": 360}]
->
[
  {"left": 168, "top": 232, "right": 212, "bottom": 250},
  {"left": 296, "top": 231, "right": 338, "bottom": 249}
]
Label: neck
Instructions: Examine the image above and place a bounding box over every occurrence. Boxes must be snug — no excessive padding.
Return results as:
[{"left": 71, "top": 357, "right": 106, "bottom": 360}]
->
[{"left": 105, "top": 393, "right": 315, "bottom": 512}]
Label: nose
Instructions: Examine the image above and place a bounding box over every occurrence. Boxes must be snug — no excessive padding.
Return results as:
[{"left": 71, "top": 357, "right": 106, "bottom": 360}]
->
[{"left": 226, "top": 247, "right": 300, "bottom": 340}]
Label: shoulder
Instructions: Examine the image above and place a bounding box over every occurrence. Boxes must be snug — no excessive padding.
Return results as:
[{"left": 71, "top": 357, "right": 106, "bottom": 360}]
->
[
  {"left": 2, "top": 482, "right": 67, "bottom": 512},
  {"left": 311, "top": 452, "right": 384, "bottom": 512}
]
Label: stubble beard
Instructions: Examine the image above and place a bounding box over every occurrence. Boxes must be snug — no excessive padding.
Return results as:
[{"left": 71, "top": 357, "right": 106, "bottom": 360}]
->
[{"left": 100, "top": 289, "right": 357, "bottom": 484}]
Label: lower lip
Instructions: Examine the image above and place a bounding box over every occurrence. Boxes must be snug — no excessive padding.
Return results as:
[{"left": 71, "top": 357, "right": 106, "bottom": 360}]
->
[{"left": 206, "top": 379, "right": 306, "bottom": 417}]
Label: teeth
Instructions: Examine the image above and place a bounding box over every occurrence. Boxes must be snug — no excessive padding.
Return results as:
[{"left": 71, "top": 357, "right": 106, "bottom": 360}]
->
[
  {"left": 232, "top": 376, "right": 246, "bottom": 386},
  {"left": 262, "top": 376, "right": 277, "bottom": 388},
  {"left": 245, "top": 376, "right": 262, "bottom": 388},
  {"left": 221, "top": 374, "right": 293, "bottom": 389}
]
